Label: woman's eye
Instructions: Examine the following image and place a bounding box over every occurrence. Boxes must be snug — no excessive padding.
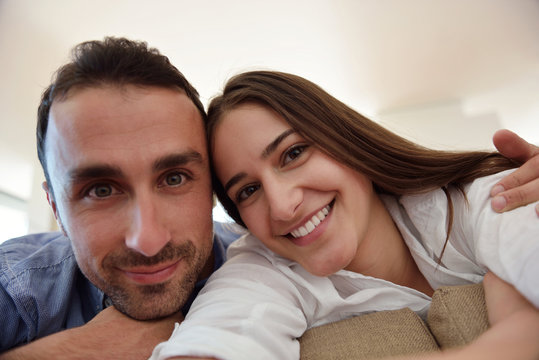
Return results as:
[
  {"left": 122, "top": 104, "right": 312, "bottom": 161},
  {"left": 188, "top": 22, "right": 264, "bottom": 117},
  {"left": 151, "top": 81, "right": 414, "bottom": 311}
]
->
[
  {"left": 236, "top": 184, "right": 260, "bottom": 203},
  {"left": 282, "top": 145, "right": 307, "bottom": 165},
  {"left": 164, "top": 172, "right": 186, "bottom": 187}
]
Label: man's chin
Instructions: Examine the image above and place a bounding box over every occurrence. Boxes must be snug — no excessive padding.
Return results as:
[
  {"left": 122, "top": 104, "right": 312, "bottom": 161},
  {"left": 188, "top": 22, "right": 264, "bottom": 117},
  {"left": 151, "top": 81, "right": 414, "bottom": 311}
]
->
[
  {"left": 123, "top": 306, "right": 180, "bottom": 321},
  {"left": 115, "top": 296, "right": 185, "bottom": 321},
  {"left": 109, "top": 283, "right": 189, "bottom": 320}
]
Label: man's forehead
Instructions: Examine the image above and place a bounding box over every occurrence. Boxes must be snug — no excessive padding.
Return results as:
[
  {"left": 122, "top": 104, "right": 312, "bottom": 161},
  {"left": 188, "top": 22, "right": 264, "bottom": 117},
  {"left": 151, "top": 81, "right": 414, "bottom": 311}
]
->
[
  {"left": 46, "top": 85, "right": 208, "bottom": 174},
  {"left": 49, "top": 85, "right": 203, "bottom": 139},
  {"left": 50, "top": 84, "right": 198, "bottom": 122}
]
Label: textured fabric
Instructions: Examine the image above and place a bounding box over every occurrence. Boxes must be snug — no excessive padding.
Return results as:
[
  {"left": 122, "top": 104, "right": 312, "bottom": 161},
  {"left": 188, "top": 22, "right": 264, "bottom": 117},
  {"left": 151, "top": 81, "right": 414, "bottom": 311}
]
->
[
  {"left": 427, "top": 283, "right": 488, "bottom": 349},
  {"left": 0, "top": 222, "right": 239, "bottom": 352},
  {"left": 298, "top": 283, "right": 488, "bottom": 359},
  {"left": 151, "top": 170, "right": 538, "bottom": 360},
  {"left": 299, "top": 308, "right": 439, "bottom": 360},
  {"left": 0, "top": 232, "right": 100, "bottom": 352}
]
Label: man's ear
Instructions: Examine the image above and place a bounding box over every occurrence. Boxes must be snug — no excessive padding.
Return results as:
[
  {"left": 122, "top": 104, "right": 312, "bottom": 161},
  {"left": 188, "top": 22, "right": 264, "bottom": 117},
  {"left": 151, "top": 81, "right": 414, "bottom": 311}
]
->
[
  {"left": 42, "top": 181, "right": 67, "bottom": 235},
  {"left": 42, "top": 181, "right": 58, "bottom": 219}
]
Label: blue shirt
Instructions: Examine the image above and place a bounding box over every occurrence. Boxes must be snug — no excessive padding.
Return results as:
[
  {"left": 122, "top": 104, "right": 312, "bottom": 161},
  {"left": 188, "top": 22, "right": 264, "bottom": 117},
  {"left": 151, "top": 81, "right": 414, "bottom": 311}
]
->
[{"left": 0, "top": 222, "right": 240, "bottom": 352}]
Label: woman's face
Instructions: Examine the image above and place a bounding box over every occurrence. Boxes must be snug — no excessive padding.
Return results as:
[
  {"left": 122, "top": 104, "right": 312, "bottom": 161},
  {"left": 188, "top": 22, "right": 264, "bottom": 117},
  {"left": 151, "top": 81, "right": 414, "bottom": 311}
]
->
[{"left": 212, "top": 103, "right": 381, "bottom": 276}]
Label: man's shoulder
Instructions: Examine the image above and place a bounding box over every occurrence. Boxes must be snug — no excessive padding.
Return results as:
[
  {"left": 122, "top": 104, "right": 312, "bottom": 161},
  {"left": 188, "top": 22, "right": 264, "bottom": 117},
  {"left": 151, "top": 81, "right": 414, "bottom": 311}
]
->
[
  {"left": 0, "top": 232, "right": 74, "bottom": 279},
  {"left": 213, "top": 221, "right": 245, "bottom": 250},
  {"left": 211, "top": 221, "right": 245, "bottom": 270},
  {"left": 0, "top": 232, "right": 99, "bottom": 351},
  {"left": 1, "top": 231, "right": 69, "bottom": 251}
]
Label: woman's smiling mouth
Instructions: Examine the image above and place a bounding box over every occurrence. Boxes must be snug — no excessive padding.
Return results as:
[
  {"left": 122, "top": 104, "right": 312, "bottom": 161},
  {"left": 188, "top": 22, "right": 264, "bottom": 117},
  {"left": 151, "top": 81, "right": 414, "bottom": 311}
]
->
[{"left": 289, "top": 201, "right": 333, "bottom": 239}]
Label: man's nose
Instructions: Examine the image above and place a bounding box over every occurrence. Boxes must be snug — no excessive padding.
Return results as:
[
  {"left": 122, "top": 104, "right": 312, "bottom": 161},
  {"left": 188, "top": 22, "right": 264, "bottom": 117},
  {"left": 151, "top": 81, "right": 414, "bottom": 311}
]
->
[
  {"left": 265, "top": 177, "right": 302, "bottom": 222},
  {"left": 125, "top": 197, "right": 171, "bottom": 257}
]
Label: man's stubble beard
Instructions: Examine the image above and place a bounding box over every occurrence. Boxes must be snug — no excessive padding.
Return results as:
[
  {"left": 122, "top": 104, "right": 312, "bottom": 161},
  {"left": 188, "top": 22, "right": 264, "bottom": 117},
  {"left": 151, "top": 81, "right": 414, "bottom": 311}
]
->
[{"left": 82, "top": 239, "right": 212, "bottom": 320}]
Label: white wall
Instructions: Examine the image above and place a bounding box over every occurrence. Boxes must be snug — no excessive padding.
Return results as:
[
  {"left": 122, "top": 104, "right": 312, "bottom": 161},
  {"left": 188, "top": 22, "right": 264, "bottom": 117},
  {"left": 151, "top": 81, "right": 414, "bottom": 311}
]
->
[
  {"left": 376, "top": 69, "right": 539, "bottom": 152},
  {"left": 376, "top": 101, "right": 503, "bottom": 151},
  {"left": 1, "top": 0, "right": 538, "bottom": 240}
]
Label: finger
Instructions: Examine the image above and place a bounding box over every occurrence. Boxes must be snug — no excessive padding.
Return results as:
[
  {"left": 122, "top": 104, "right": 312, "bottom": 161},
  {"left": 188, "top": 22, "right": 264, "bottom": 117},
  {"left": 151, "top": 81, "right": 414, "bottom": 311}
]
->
[
  {"left": 490, "top": 154, "right": 539, "bottom": 195},
  {"left": 491, "top": 178, "right": 539, "bottom": 213},
  {"left": 493, "top": 129, "right": 539, "bottom": 162}
]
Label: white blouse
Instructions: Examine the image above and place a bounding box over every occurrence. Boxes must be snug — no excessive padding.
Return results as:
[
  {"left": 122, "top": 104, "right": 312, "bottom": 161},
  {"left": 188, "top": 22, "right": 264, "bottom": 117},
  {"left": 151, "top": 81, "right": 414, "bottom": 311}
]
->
[{"left": 151, "top": 170, "right": 538, "bottom": 360}]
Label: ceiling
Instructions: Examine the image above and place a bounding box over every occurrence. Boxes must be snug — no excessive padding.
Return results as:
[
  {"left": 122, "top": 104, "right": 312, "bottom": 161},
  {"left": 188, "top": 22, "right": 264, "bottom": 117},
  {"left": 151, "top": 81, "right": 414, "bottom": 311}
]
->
[{"left": 1, "top": 0, "right": 538, "bottom": 168}]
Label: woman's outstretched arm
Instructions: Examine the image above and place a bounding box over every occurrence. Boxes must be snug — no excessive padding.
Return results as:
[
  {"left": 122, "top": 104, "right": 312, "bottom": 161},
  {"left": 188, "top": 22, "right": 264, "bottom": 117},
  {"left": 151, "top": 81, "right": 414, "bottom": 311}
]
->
[{"left": 395, "top": 272, "right": 539, "bottom": 360}]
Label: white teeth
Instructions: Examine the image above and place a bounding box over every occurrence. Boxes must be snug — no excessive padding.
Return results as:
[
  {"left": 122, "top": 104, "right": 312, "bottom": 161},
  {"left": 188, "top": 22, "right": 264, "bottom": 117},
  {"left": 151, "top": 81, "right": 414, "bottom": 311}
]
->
[{"left": 290, "top": 205, "right": 331, "bottom": 238}]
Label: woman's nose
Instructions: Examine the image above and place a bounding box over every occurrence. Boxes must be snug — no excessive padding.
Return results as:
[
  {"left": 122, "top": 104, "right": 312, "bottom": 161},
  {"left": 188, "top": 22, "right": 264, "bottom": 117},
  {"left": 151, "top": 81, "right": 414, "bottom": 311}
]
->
[{"left": 265, "top": 177, "right": 302, "bottom": 222}]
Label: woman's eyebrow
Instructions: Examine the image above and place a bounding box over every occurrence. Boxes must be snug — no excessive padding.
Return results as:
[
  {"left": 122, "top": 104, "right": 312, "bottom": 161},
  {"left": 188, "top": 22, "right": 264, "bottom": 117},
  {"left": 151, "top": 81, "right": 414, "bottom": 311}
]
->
[
  {"left": 224, "top": 129, "right": 295, "bottom": 194},
  {"left": 261, "top": 129, "right": 295, "bottom": 159},
  {"left": 224, "top": 172, "right": 247, "bottom": 194}
]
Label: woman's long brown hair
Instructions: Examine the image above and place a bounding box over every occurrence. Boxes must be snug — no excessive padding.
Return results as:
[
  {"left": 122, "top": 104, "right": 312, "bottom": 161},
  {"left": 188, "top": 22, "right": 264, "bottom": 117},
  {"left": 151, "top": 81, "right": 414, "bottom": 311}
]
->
[{"left": 207, "top": 71, "right": 519, "bottom": 250}]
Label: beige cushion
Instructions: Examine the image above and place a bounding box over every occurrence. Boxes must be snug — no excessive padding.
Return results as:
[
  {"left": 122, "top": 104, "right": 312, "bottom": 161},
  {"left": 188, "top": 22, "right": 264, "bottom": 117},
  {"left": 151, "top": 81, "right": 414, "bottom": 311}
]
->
[
  {"left": 299, "top": 308, "right": 439, "bottom": 360},
  {"left": 427, "top": 283, "right": 489, "bottom": 349},
  {"left": 299, "top": 283, "right": 489, "bottom": 359}
]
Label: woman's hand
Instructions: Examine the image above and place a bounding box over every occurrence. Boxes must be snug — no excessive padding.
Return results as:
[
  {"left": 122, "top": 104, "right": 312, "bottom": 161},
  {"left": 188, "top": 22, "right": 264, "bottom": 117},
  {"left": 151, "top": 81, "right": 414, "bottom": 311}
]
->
[{"left": 491, "top": 129, "right": 539, "bottom": 216}]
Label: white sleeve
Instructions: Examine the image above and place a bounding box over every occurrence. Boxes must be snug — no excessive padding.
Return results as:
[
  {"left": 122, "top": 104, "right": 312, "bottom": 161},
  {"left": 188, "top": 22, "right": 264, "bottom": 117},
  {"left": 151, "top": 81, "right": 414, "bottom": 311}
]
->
[
  {"left": 467, "top": 170, "right": 539, "bottom": 307},
  {"left": 150, "top": 243, "right": 308, "bottom": 360}
]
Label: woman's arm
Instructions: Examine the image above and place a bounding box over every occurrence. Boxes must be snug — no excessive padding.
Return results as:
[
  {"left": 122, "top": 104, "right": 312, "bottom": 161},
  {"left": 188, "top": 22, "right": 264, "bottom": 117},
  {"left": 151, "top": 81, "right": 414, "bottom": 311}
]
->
[
  {"left": 491, "top": 129, "right": 539, "bottom": 216},
  {"left": 393, "top": 273, "right": 539, "bottom": 360},
  {"left": 150, "top": 246, "right": 309, "bottom": 360},
  {"left": 445, "top": 273, "right": 539, "bottom": 359}
]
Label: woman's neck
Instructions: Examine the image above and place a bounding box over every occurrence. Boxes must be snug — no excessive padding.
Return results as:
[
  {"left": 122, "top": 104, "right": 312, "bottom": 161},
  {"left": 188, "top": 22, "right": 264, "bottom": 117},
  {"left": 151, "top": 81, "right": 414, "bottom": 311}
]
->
[{"left": 345, "top": 195, "right": 433, "bottom": 297}]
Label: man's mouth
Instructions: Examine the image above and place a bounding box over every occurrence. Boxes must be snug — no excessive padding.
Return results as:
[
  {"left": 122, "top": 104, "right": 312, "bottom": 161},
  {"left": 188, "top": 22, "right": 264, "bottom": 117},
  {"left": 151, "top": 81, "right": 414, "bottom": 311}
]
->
[
  {"left": 122, "top": 260, "right": 181, "bottom": 285},
  {"left": 289, "top": 201, "right": 333, "bottom": 238}
]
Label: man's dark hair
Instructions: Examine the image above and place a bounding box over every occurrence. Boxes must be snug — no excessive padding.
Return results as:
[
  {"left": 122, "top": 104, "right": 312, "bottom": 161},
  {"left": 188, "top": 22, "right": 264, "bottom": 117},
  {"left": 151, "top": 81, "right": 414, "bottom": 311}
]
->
[{"left": 37, "top": 36, "right": 206, "bottom": 194}]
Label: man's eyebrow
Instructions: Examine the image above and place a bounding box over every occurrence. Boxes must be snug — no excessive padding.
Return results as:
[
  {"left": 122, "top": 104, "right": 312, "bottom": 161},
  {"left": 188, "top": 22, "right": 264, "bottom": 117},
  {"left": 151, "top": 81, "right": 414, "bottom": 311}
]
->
[
  {"left": 223, "top": 172, "right": 247, "bottom": 194},
  {"left": 261, "top": 129, "right": 295, "bottom": 159},
  {"left": 68, "top": 165, "right": 124, "bottom": 183},
  {"left": 67, "top": 151, "right": 204, "bottom": 184},
  {"left": 153, "top": 151, "right": 204, "bottom": 172}
]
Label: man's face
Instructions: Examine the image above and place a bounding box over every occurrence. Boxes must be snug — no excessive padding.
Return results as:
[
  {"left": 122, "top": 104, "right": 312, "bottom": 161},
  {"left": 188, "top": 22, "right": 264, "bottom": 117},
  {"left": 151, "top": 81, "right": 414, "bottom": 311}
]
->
[{"left": 44, "top": 85, "right": 214, "bottom": 320}]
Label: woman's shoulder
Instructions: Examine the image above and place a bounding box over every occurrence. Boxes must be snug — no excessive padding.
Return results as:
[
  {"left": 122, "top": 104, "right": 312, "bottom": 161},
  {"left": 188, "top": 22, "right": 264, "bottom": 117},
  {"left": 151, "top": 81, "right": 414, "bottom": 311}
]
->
[
  {"left": 463, "top": 168, "right": 517, "bottom": 198},
  {"left": 225, "top": 232, "right": 293, "bottom": 268},
  {"left": 381, "top": 169, "right": 519, "bottom": 257}
]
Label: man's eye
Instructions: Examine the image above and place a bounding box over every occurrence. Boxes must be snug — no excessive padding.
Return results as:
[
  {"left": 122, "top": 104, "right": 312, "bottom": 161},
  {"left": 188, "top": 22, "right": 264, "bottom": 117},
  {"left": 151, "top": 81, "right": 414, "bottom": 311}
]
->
[
  {"left": 88, "top": 184, "right": 115, "bottom": 198},
  {"left": 282, "top": 144, "right": 308, "bottom": 165},
  {"left": 163, "top": 172, "right": 186, "bottom": 187},
  {"left": 236, "top": 184, "right": 260, "bottom": 203}
]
